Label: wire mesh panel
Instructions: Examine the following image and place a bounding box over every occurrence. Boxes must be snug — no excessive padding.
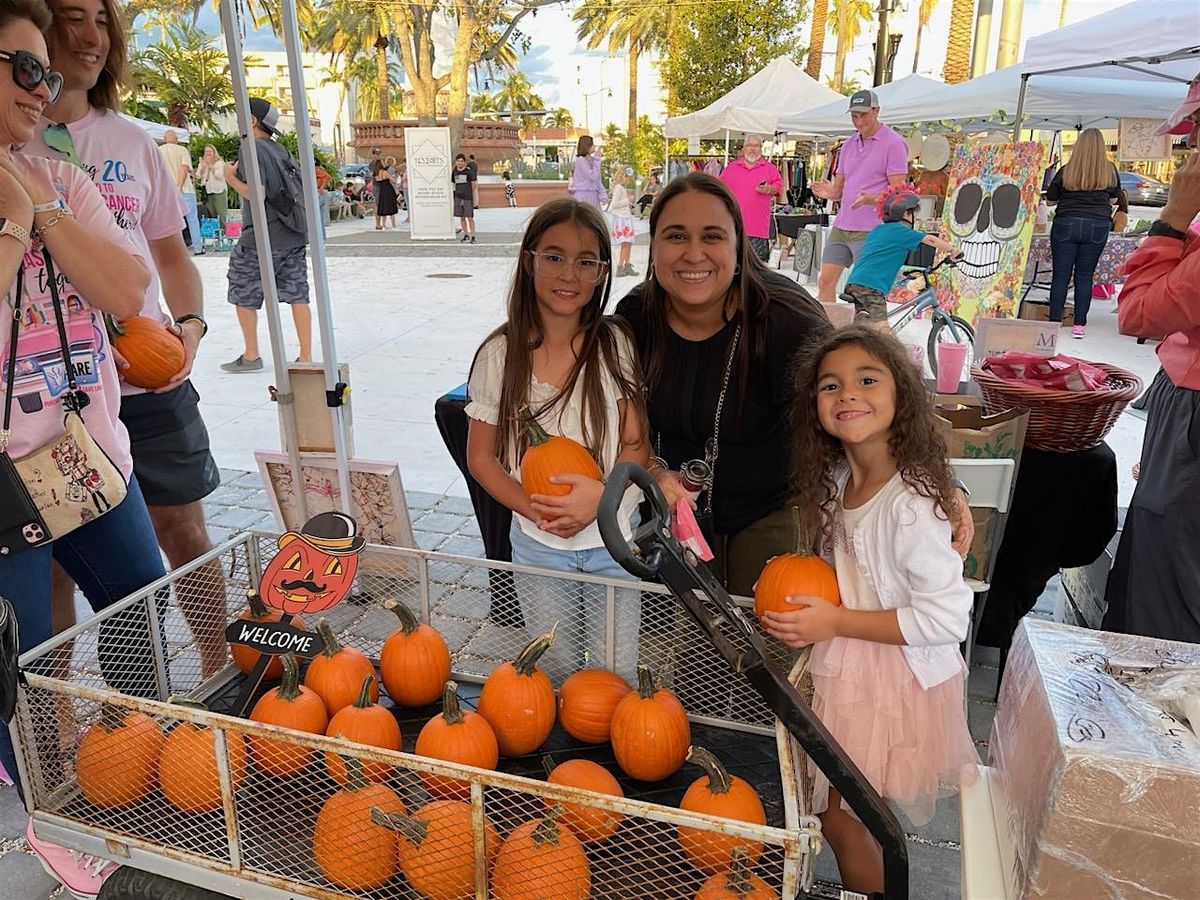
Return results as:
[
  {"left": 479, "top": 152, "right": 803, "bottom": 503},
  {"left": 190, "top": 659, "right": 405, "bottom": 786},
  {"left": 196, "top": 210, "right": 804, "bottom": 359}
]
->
[{"left": 15, "top": 532, "right": 819, "bottom": 898}]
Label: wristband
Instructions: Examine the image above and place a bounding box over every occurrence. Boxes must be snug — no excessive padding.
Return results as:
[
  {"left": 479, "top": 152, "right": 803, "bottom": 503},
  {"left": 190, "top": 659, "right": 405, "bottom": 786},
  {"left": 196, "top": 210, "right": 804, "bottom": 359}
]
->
[
  {"left": 33, "top": 199, "right": 66, "bottom": 215},
  {"left": 175, "top": 314, "right": 208, "bottom": 338},
  {"left": 648, "top": 456, "right": 669, "bottom": 474},
  {"left": 1148, "top": 220, "right": 1188, "bottom": 241}
]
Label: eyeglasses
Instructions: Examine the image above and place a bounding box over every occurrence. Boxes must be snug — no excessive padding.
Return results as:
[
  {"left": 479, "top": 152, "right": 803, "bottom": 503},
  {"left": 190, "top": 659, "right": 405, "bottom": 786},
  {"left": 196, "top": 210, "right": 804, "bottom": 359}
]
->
[
  {"left": 0, "top": 50, "right": 63, "bottom": 103},
  {"left": 527, "top": 250, "right": 608, "bottom": 284}
]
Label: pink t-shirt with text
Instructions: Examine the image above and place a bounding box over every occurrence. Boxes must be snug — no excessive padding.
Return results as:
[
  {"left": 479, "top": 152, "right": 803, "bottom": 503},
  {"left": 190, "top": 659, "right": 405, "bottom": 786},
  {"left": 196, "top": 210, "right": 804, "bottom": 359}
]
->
[
  {"left": 24, "top": 109, "right": 187, "bottom": 396},
  {"left": 834, "top": 124, "right": 910, "bottom": 233},
  {"left": 0, "top": 157, "right": 143, "bottom": 478},
  {"left": 720, "top": 157, "right": 783, "bottom": 239}
]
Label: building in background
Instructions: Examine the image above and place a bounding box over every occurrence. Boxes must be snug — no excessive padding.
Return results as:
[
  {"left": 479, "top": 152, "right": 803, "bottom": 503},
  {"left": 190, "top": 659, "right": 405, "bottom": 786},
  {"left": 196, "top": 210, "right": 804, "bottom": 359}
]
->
[{"left": 241, "top": 51, "right": 358, "bottom": 161}]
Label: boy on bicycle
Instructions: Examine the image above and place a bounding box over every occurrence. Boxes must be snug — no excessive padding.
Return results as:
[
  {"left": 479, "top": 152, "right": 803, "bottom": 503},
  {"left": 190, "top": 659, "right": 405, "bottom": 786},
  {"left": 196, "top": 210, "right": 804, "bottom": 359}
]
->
[{"left": 843, "top": 187, "right": 962, "bottom": 323}]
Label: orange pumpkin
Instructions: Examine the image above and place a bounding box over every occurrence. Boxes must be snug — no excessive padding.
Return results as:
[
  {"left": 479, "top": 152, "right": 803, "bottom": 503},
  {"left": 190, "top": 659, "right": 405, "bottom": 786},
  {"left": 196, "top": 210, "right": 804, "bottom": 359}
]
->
[
  {"left": 373, "top": 800, "right": 499, "bottom": 900},
  {"left": 76, "top": 705, "right": 164, "bottom": 809},
  {"left": 159, "top": 703, "right": 248, "bottom": 814},
  {"left": 313, "top": 756, "right": 406, "bottom": 891},
  {"left": 518, "top": 407, "right": 603, "bottom": 498},
  {"left": 414, "top": 681, "right": 499, "bottom": 800},
  {"left": 304, "top": 618, "right": 378, "bottom": 716},
  {"left": 544, "top": 756, "right": 624, "bottom": 843},
  {"left": 231, "top": 590, "right": 306, "bottom": 681},
  {"left": 753, "top": 553, "right": 840, "bottom": 623},
  {"left": 477, "top": 630, "right": 557, "bottom": 757},
  {"left": 678, "top": 746, "right": 766, "bottom": 876},
  {"left": 379, "top": 598, "right": 451, "bottom": 707},
  {"left": 325, "top": 674, "right": 402, "bottom": 785},
  {"left": 249, "top": 652, "right": 329, "bottom": 777},
  {"left": 694, "top": 846, "right": 775, "bottom": 899},
  {"left": 491, "top": 805, "right": 590, "bottom": 900},
  {"left": 610, "top": 665, "right": 691, "bottom": 781},
  {"left": 105, "top": 314, "right": 185, "bottom": 390},
  {"left": 557, "top": 668, "right": 632, "bottom": 744}
]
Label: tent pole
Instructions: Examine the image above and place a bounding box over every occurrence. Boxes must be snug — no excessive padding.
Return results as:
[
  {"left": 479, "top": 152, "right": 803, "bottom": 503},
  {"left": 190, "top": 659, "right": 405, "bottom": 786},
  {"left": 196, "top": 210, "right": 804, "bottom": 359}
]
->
[
  {"left": 279, "top": 0, "right": 353, "bottom": 513},
  {"left": 1011, "top": 73, "right": 1029, "bottom": 141},
  {"left": 218, "top": 0, "right": 308, "bottom": 521},
  {"left": 724, "top": 130, "right": 730, "bottom": 165}
]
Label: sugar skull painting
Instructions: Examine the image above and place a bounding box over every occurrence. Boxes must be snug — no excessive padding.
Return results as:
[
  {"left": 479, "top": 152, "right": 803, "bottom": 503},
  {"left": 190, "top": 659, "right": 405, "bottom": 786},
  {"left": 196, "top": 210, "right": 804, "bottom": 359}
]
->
[{"left": 938, "top": 142, "right": 1044, "bottom": 324}]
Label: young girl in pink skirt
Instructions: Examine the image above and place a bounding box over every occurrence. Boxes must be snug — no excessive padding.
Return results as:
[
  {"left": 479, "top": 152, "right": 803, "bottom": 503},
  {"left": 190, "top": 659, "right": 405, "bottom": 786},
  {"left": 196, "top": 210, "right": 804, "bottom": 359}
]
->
[{"left": 763, "top": 326, "right": 978, "bottom": 895}]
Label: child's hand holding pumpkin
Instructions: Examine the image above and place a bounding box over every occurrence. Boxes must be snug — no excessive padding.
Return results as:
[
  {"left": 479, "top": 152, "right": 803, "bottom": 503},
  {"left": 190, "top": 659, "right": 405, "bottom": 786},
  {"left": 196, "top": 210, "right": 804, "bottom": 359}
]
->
[
  {"left": 529, "top": 473, "right": 605, "bottom": 538},
  {"left": 762, "top": 596, "right": 844, "bottom": 648}
]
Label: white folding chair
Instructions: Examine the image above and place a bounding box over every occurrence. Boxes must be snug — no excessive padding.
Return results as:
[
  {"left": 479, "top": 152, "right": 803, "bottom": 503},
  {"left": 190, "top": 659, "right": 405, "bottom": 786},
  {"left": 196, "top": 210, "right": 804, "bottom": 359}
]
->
[{"left": 952, "top": 458, "right": 1017, "bottom": 706}]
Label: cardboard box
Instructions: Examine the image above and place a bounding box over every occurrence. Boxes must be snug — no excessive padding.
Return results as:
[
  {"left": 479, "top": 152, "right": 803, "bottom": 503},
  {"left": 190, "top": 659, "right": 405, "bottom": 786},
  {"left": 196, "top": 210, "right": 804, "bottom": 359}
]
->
[
  {"left": 1056, "top": 507, "right": 1127, "bottom": 630},
  {"left": 1019, "top": 299, "right": 1074, "bottom": 327},
  {"left": 932, "top": 395, "right": 1029, "bottom": 581},
  {"left": 991, "top": 621, "right": 1200, "bottom": 899}
]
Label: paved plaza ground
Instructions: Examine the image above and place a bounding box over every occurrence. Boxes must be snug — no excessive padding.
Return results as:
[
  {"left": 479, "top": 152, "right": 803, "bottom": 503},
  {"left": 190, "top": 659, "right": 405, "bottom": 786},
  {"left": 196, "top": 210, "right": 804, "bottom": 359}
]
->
[{"left": 0, "top": 205, "right": 1164, "bottom": 897}]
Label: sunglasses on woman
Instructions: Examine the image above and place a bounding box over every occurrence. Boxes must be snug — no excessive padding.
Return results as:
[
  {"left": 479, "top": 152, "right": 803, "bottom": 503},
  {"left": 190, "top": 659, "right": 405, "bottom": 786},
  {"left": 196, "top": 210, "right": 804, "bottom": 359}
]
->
[{"left": 0, "top": 50, "right": 63, "bottom": 103}]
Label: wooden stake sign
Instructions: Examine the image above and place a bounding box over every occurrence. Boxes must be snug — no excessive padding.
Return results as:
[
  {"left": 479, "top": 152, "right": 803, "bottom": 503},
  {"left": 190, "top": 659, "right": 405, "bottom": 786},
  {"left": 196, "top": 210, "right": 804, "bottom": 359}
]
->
[{"left": 226, "top": 511, "right": 365, "bottom": 715}]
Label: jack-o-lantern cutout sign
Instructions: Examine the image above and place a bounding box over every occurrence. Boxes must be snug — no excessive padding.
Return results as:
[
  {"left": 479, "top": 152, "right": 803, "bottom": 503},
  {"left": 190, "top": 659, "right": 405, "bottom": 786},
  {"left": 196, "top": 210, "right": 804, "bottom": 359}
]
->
[{"left": 259, "top": 512, "right": 365, "bottom": 615}]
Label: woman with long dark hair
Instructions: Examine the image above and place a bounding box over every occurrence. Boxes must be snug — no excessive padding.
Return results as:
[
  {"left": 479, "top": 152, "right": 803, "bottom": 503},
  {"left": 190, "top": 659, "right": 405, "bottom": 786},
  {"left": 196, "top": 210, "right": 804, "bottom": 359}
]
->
[
  {"left": 567, "top": 134, "right": 608, "bottom": 211},
  {"left": 614, "top": 173, "right": 830, "bottom": 594}
]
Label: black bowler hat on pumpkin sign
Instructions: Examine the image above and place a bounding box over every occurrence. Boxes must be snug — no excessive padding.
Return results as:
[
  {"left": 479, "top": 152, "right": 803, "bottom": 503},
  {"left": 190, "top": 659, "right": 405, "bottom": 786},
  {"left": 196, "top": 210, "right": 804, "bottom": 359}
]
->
[{"left": 294, "top": 511, "right": 365, "bottom": 556}]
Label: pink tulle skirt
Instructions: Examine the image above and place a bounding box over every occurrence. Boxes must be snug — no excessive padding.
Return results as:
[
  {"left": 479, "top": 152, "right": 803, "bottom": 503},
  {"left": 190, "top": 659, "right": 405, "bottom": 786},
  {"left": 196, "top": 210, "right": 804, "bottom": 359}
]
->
[{"left": 808, "top": 637, "right": 979, "bottom": 827}]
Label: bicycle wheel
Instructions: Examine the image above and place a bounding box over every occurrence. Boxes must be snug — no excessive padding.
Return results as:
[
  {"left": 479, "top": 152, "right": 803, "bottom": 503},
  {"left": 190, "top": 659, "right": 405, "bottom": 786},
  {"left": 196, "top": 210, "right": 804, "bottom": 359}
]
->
[{"left": 927, "top": 314, "right": 975, "bottom": 380}]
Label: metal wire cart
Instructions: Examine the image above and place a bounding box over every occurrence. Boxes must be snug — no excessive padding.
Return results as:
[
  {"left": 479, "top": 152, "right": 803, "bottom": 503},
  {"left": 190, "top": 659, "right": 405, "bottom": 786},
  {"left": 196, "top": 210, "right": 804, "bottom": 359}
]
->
[{"left": 11, "top": 464, "right": 906, "bottom": 899}]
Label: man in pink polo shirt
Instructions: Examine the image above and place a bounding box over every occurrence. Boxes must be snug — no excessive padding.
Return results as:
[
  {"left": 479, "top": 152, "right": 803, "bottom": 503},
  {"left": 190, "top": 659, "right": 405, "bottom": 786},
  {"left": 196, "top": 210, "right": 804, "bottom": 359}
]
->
[
  {"left": 811, "top": 90, "right": 910, "bottom": 301},
  {"left": 720, "top": 134, "right": 783, "bottom": 262}
]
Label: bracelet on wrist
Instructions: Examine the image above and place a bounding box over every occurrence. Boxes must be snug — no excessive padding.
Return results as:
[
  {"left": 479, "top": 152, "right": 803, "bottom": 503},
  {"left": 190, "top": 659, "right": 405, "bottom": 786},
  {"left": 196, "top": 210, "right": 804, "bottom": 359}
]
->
[
  {"left": 33, "top": 199, "right": 65, "bottom": 215},
  {"left": 647, "top": 456, "right": 669, "bottom": 474},
  {"left": 34, "top": 208, "right": 72, "bottom": 236},
  {"left": 175, "top": 314, "right": 208, "bottom": 338}
]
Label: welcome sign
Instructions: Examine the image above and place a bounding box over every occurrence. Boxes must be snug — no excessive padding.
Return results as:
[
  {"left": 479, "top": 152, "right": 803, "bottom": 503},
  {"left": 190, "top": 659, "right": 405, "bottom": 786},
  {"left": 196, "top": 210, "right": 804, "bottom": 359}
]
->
[{"left": 405, "top": 126, "right": 456, "bottom": 240}]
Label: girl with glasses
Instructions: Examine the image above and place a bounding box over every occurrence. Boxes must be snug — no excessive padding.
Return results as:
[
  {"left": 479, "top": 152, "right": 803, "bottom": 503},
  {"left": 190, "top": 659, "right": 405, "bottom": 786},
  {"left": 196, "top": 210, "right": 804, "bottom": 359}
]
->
[{"left": 465, "top": 198, "right": 649, "bottom": 683}]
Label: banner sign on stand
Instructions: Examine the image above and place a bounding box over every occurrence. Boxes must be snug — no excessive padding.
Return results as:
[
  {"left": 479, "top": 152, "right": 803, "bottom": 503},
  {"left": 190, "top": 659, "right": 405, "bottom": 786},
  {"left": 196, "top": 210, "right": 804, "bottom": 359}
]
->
[{"left": 405, "top": 127, "right": 455, "bottom": 240}]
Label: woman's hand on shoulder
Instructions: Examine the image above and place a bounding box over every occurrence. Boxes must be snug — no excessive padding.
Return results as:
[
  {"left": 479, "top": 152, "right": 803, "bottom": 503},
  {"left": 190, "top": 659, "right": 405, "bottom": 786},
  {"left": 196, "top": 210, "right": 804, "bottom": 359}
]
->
[
  {"left": 0, "top": 157, "right": 36, "bottom": 227},
  {"left": 949, "top": 490, "right": 974, "bottom": 559},
  {"left": 762, "top": 596, "right": 843, "bottom": 648},
  {"left": 529, "top": 474, "right": 605, "bottom": 538}
]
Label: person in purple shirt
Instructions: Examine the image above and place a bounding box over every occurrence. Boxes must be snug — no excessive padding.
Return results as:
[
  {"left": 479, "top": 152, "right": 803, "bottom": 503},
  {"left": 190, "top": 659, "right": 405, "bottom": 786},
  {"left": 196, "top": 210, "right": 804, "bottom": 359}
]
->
[
  {"left": 720, "top": 134, "right": 784, "bottom": 263},
  {"left": 811, "top": 90, "right": 910, "bottom": 301},
  {"left": 568, "top": 134, "right": 608, "bottom": 210}
]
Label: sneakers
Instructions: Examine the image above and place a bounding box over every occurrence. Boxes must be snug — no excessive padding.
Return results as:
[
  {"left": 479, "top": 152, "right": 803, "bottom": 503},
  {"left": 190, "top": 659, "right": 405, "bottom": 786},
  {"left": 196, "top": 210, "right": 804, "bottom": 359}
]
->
[
  {"left": 220, "top": 354, "right": 264, "bottom": 373},
  {"left": 1071, "top": 324, "right": 1086, "bottom": 339},
  {"left": 619, "top": 264, "right": 640, "bottom": 277},
  {"left": 469, "top": 235, "right": 476, "bottom": 244},
  {"left": 460, "top": 233, "right": 469, "bottom": 242},
  {"left": 26, "top": 819, "right": 117, "bottom": 899}
]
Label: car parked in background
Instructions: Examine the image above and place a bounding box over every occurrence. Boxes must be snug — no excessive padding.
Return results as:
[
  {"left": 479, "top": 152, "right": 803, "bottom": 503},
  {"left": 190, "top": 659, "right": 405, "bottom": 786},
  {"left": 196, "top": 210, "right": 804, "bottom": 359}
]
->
[
  {"left": 1119, "top": 171, "right": 1169, "bottom": 207},
  {"left": 338, "top": 164, "right": 371, "bottom": 187}
]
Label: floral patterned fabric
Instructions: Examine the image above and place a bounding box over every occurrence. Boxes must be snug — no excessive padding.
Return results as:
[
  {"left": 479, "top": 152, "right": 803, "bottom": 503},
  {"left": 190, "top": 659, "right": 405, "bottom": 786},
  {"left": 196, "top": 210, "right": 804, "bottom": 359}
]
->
[{"left": 1023, "top": 234, "right": 1142, "bottom": 286}]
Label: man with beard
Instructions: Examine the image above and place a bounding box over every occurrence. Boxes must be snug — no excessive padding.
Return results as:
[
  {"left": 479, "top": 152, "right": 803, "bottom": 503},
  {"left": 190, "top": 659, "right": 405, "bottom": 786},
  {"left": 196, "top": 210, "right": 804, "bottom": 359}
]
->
[{"left": 719, "top": 134, "right": 783, "bottom": 263}]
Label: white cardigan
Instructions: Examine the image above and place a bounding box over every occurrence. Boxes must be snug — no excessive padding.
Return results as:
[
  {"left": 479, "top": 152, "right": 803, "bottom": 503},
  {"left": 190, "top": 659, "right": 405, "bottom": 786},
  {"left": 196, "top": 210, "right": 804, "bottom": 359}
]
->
[{"left": 829, "top": 470, "right": 972, "bottom": 689}]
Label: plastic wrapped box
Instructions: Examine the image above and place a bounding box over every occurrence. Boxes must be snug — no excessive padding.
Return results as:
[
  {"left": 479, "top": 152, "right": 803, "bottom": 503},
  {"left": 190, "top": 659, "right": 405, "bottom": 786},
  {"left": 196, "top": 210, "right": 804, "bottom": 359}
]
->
[{"left": 990, "top": 620, "right": 1200, "bottom": 899}]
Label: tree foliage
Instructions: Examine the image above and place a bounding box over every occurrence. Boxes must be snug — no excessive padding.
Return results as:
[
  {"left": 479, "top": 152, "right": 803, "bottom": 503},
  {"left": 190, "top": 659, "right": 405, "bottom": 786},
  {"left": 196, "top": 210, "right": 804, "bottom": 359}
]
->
[
  {"left": 129, "top": 21, "right": 242, "bottom": 130},
  {"left": 598, "top": 116, "right": 664, "bottom": 186},
  {"left": 658, "top": 0, "right": 807, "bottom": 115}
]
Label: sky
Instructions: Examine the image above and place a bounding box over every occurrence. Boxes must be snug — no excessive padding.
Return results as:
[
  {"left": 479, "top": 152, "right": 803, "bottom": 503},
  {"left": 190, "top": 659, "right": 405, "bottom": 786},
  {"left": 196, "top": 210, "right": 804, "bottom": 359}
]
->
[{"left": 194, "top": 0, "right": 1135, "bottom": 129}]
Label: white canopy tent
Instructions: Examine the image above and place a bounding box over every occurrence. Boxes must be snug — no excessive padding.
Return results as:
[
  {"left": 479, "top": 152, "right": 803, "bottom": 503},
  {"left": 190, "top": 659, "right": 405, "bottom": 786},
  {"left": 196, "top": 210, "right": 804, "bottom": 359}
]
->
[
  {"left": 122, "top": 114, "right": 195, "bottom": 143},
  {"left": 843, "top": 65, "right": 1183, "bottom": 134},
  {"left": 1013, "top": 0, "right": 1200, "bottom": 136},
  {"left": 663, "top": 57, "right": 842, "bottom": 140},
  {"left": 776, "top": 74, "right": 944, "bottom": 137}
]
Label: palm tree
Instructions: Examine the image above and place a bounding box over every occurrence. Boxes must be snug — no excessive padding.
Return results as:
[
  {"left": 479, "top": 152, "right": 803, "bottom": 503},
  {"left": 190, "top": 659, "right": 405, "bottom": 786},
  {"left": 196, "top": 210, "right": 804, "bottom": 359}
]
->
[
  {"left": 333, "top": 54, "right": 404, "bottom": 121},
  {"left": 912, "top": 0, "right": 940, "bottom": 73},
  {"left": 309, "top": 0, "right": 397, "bottom": 120},
  {"left": 574, "top": 0, "right": 669, "bottom": 136},
  {"left": 544, "top": 107, "right": 574, "bottom": 129},
  {"left": 829, "top": 0, "right": 872, "bottom": 93},
  {"left": 943, "top": 0, "right": 975, "bottom": 84},
  {"left": 493, "top": 71, "right": 544, "bottom": 130},
  {"left": 130, "top": 21, "right": 240, "bottom": 129},
  {"left": 805, "top": 0, "right": 829, "bottom": 81},
  {"left": 1058, "top": 0, "right": 1069, "bottom": 27}
]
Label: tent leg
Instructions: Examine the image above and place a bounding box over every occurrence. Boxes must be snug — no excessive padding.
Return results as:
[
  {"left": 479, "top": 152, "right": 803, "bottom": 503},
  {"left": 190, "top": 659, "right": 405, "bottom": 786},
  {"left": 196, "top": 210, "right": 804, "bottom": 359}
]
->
[
  {"left": 218, "top": 0, "right": 308, "bottom": 522},
  {"left": 1011, "top": 74, "right": 1029, "bottom": 141},
  {"left": 724, "top": 130, "right": 730, "bottom": 165}
]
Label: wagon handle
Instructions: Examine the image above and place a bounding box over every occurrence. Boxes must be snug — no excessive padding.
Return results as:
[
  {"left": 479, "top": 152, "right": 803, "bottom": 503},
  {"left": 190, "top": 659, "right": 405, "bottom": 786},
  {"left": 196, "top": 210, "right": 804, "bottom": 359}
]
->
[{"left": 597, "top": 462, "right": 670, "bottom": 579}]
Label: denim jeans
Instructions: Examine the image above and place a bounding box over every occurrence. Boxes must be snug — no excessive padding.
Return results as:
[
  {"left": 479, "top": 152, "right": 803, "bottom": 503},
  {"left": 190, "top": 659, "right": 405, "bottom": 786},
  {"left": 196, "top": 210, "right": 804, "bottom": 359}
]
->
[
  {"left": 509, "top": 521, "right": 641, "bottom": 684},
  {"left": 182, "top": 191, "right": 203, "bottom": 252},
  {"left": 0, "top": 477, "right": 167, "bottom": 797},
  {"left": 1049, "top": 215, "right": 1110, "bottom": 325}
]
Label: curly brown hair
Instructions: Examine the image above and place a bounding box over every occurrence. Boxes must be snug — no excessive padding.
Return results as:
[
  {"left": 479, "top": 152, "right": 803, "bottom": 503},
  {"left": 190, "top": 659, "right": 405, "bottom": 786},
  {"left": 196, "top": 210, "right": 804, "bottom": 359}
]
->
[{"left": 789, "top": 326, "right": 957, "bottom": 554}]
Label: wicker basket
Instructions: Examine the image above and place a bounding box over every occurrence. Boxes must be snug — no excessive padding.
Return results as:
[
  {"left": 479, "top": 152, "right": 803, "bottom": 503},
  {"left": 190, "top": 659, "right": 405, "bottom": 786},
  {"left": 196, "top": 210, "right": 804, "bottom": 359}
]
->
[{"left": 972, "top": 362, "right": 1143, "bottom": 452}]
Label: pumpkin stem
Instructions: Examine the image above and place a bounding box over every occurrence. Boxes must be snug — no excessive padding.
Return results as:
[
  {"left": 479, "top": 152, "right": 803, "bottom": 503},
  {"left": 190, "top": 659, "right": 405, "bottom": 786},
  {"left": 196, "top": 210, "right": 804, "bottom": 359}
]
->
[
  {"left": 541, "top": 753, "right": 557, "bottom": 779},
  {"left": 440, "top": 681, "right": 465, "bottom": 725},
  {"left": 513, "top": 626, "right": 556, "bottom": 676},
  {"left": 275, "top": 652, "right": 302, "bottom": 702},
  {"left": 341, "top": 755, "right": 369, "bottom": 791},
  {"left": 531, "top": 804, "right": 566, "bottom": 847},
  {"left": 371, "top": 808, "right": 428, "bottom": 845},
  {"left": 725, "top": 846, "right": 754, "bottom": 895},
  {"left": 99, "top": 703, "right": 128, "bottom": 732},
  {"left": 316, "top": 619, "right": 342, "bottom": 659},
  {"left": 634, "top": 664, "right": 658, "bottom": 699},
  {"left": 352, "top": 674, "right": 376, "bottom": 709},
  {"left": 686, "top": 746, "right": 733, "bottom": 795},
  {"left": 103, "top": 313, "right": 126, "bottom": 340},
  {"left": 383, "top": 598, "right": 420, "bottom": 635},
  {"left": 519, "top": 406, "right": 552, "bottom": 447},
  {"left": 245, "top": 589, "right": 270, "bottom": 619}
]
